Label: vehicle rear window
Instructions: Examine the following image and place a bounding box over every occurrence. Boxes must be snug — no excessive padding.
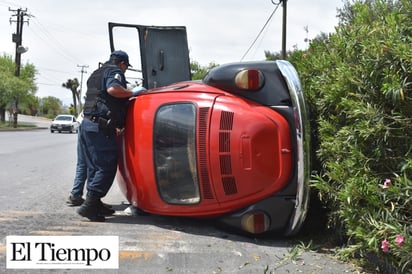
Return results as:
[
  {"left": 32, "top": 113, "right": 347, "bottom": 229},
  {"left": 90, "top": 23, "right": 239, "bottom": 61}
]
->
[
  {"left": 56, "top": 116, "right": 72, "bottom": 121},
  {"left": 154, "top": 103, "right": 200, "bottom": 204}
]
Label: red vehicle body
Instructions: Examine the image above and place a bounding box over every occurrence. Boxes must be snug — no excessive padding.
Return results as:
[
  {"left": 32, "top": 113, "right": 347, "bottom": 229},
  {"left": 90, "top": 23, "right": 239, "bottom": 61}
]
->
[{"left": 110, "top": 23, "right": 311, "bottom": 235}]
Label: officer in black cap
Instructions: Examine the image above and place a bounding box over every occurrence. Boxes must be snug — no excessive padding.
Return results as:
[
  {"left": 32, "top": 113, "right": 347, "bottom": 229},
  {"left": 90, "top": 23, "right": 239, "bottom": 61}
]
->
[{"left": 77, "top": 50, "right": 143, "bottom": 221}]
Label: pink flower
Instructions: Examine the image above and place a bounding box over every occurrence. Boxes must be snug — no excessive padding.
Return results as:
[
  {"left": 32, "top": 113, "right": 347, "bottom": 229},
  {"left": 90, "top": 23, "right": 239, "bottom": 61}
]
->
[
  {"left": 381, "top": 239, "right": 389, "bottom": 252},
  {"left": 395, "top": 235, "right": 404, "bottom": 247},
  {"left": 383, "top": 44, "right": 391, "bottom": 52},
  {"left": 382, "top": 179, "right": 392, "bottom": 189}
]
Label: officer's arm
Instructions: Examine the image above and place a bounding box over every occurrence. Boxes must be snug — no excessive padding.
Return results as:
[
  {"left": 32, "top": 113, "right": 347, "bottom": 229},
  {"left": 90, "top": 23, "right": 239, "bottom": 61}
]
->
[{"left": 107, "top": 85, "right": 134, "bottom": 98}]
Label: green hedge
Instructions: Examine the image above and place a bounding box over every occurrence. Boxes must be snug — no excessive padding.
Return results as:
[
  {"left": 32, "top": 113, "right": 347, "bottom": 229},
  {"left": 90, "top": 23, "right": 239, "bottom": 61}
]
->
[{"left": 288, "top": 0, "right": 411, "bottom": 272}]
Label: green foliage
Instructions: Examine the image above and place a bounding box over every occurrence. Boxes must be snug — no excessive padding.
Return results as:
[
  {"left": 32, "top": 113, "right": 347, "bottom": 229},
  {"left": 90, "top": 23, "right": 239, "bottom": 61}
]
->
[
  {"left": 0, "top": 54, "right": 39, "bottom": 125},
  {"left": 19, "top": 94, "right": 40, "bottom": 116},
  {"left": 62, "top": 78, "right": 80, "bottom": 116},
  {"left": 41, "top": 96, "right": 63, "bottom": 118},
  {"left": 0, "top": 54, "right": 37, "bottom": 107},
  {"left": 0, "top": 54, "right": 17, "bottom": 109},
  {"left": 190, "top": 60, "right": 218, "bottom": 80},
  {"left": 286, "top": 0, "right": 411, "bottom": 272},
  {"left": 264, "top": 50, "right": 282, "bottom": 61}
]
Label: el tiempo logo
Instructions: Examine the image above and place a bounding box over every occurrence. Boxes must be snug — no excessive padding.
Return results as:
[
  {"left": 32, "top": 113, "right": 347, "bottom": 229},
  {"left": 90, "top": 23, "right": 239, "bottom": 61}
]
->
[{"left": 6, "top": 236, "right": 118, "bottom": 269}]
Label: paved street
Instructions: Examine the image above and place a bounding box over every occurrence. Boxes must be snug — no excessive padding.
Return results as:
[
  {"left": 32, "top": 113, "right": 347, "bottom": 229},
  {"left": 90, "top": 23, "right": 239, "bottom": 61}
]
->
[{"left": 0, "top": 116, "right": 363, "bottom": 273}]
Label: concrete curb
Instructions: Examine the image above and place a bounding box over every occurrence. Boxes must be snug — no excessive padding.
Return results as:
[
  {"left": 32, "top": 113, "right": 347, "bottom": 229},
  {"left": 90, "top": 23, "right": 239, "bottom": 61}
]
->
[{"left": 0, "top": 126, "right": 48, "bottom": 132}]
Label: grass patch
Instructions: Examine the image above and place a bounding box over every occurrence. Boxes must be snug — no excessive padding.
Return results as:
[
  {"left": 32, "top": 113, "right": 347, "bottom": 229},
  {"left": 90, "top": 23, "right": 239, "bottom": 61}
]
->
[{"left": 0, "top": 121, "right": 37, "bottom": 129}]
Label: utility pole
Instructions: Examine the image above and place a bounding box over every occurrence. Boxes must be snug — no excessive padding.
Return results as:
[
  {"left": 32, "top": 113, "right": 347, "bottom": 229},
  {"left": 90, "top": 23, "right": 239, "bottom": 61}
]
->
[
  {"left": 77, "top": 64, "right": 88, "bottom": 110},
  {"left": 281, "top": 0, "right": 287, "bottom": 59},
  {"left": 9, "top": 7, "right": 30, "bottom": 128},
  {"left": 9, "top": 8, "right": 30, "bottom": 77}
]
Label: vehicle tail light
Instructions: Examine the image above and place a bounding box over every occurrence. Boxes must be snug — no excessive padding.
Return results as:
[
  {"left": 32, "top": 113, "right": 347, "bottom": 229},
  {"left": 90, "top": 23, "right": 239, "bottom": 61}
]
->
[
  {"left": 234, "top": 69, "right": 264, "bottom": 90},
  {"left": 240, "top": 211, "right": 270, "bottom": 234}
]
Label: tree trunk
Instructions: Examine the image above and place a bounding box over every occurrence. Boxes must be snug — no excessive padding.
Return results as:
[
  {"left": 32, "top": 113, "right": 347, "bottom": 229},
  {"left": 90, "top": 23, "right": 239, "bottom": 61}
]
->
[
  {"left": 72, "top": 91, "right": 77, "bottom": 116},
  {"left": 12, "top": 100, "right": 18, "bottom": 128},
  {"left": 76, "top": 91, "right": 82, "bottom": 112},
  {"left": 13, "top": 111, "right": 18, "bottom": 128},
  {"left": 0, "top": 107, "right": 5, "bottom": 123}
]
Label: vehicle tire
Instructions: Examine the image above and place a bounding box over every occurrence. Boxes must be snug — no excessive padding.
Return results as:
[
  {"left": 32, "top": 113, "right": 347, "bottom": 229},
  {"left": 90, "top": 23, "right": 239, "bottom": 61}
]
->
[
  {"left": 58, "top": 131, "right": 61, "bottom": 133},
  {"left": 51, "top": 130, "right": 54, "bottom": 133}
]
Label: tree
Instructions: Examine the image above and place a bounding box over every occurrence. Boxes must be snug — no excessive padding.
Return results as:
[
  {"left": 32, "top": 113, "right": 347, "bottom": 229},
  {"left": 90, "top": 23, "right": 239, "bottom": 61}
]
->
[
  {"left": 41, "top": 96, "right": 63, "bottom": 118},
  {"left": 0, "top": 54, "right": 37, "bottom": 126},
  {"left": 12, "top": 62, "right": 37, "bottom": 127},
  {"left": 285, "top": 0, "right": 411, "bottom": 271},
  {"left": 190, "top": 60, "right": 218, "bottom": 80},
  {"left": 19, "top": 94, "right": 39, "bottom": 116},
  {"left": 264, "top": 50, "right": 282, "bottom": 60},
  {"left": 62, "top": 78, "right": 80, "bottom": 116},
  {"left": 0, "top": 55, "right": 15, "bottom": 122}
]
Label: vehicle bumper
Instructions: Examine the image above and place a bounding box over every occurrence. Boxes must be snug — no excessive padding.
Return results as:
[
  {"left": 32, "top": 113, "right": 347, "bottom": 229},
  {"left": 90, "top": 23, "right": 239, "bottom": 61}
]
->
[
  {"left": 217, "top": 61, "right": 311, "bottom": 236},
  {"left": 50, "top": 125, "right": 74, "bottom": 131},
  {"left": 276, "top": 60, "right": 311, "bottom": 236}
]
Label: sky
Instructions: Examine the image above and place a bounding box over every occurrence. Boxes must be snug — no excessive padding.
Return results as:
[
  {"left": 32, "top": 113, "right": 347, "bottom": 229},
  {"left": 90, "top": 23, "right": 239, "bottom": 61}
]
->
[{"left": 0, "top": 0, "right": 344, "bottom": 106}]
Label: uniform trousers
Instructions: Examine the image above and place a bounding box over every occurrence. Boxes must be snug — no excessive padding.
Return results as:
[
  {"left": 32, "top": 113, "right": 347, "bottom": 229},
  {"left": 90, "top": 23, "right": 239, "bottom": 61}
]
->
[
  {"left": 70, "top": 124, "right": 88, "bottom": 199},
  {"left": 79, "top": 118, "right": 118, "bottom": 199}
]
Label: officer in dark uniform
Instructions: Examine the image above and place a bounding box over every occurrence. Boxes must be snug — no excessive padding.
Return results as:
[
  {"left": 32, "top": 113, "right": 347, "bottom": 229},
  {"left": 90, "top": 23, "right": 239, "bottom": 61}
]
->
[{"left": 77, "top": 50, "right": 142, "bottom": 222}]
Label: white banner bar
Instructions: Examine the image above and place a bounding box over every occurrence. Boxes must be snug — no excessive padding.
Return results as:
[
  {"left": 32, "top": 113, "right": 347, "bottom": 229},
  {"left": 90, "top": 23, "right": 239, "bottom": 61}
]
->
[{"left": 6, "top": 236, "right": 119, "bottom": 269}]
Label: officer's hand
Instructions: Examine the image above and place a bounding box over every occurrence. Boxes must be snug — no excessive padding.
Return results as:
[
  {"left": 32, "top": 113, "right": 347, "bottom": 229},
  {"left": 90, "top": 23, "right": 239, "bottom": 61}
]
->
[{"left": 131, "top": 86, "right": 146, "bottom": 96}]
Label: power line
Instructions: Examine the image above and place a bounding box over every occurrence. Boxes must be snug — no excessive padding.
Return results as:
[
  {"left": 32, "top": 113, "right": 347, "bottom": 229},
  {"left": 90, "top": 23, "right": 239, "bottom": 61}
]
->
[
  {"left": 240, "top": 1, "right": 281, "bottom": 61},
  {"left": 36, "top": 67, "right": 75, "bottom": 74},
  {"left": 36, "top": 72, "right": 63, "bottom": 86},
  {"left": 30, "top": 17, "right": 83, "bottom": 65},
  {"left": 7, "top": 6, "right": 83, "bottom": 78},
  {"left": 0, "top": 0, "right": 17, "bottom": 8},
  {"left": 37, "top": 82, "right": 61, "bottom": 87}
]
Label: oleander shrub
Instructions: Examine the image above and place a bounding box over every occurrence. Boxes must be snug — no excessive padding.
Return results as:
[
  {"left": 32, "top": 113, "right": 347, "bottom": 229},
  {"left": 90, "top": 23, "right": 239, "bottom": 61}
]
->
[{"left": 288, "top": 0, "right": 411, "bottom": 272}]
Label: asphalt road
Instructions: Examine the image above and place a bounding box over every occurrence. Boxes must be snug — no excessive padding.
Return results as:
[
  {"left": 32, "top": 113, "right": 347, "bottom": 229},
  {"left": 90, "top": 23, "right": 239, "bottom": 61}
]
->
[{"left": 0, "top": 116, "right": 363, "bottom": 273}]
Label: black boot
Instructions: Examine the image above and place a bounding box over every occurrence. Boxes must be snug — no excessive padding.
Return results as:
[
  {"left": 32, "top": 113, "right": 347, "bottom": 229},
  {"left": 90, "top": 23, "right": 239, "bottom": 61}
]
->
[
  {"left": 77, "top": 196, "right": 105, "bottom": 222},
  {"left": 98, "top": 200, "right": 115, "bottom": 216},
  {"left": 102, "top": 201, "right": 112, "bottom": 209}
]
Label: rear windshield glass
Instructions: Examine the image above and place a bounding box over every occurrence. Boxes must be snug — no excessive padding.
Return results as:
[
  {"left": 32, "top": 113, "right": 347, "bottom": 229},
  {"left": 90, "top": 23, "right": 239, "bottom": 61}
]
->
[
  {"left": 56, "top": 116, "right": 72, "bottom": 121},
  {"left": 154, "top": 103, "right": 200, "bottom": 204}
]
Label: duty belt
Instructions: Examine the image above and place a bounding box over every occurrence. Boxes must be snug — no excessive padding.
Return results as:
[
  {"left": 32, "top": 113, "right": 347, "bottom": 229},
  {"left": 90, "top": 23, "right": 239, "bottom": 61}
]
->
[
  {"left": 85, "top": 114, "right": 122, "bottom": 133},
  {"left": 84, "top": 114, "right": 103, "bottom": 123}
]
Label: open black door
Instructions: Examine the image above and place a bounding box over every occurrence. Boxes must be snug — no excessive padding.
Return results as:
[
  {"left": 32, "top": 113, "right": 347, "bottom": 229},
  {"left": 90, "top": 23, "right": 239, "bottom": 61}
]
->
[{"left": 108, "top": 22, "right": 191, "bottom": 89}]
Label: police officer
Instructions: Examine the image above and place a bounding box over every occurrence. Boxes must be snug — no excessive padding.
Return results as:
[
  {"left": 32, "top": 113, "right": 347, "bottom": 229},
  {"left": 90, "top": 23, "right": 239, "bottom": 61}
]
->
[{"left": 77, "top": 50, "right": 142, "bottom": 222}]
